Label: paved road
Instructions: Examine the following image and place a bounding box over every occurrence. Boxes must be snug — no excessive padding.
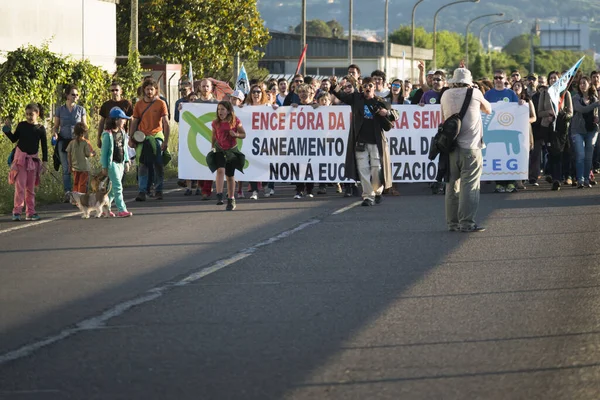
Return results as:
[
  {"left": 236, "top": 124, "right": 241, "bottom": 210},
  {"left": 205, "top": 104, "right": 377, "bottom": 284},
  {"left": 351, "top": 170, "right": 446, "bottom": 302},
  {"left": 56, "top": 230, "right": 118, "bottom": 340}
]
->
[{"left": 1, "top": 181, "right": 600, "bottom": 399}]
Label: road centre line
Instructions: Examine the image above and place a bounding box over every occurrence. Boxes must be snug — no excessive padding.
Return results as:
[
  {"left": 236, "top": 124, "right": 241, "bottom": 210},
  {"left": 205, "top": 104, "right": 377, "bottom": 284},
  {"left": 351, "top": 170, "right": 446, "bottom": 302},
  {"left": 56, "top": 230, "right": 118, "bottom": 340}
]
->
[
  {"left": 0, "top": 216, "right": 333, "bottom": 365},
  {"left": 332, "top": 200, "right": 362, "bottom": 215}
]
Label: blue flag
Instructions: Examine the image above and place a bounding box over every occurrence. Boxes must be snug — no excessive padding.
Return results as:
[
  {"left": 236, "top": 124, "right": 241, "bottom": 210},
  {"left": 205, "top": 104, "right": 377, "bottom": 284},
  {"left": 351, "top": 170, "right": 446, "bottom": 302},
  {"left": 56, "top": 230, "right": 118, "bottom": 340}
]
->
[
  {"left": 236, "top": 64, "right": 249, "bottom": 95},
  {"left": 548, "top": 56, "right": 585, "bottom": 115}
]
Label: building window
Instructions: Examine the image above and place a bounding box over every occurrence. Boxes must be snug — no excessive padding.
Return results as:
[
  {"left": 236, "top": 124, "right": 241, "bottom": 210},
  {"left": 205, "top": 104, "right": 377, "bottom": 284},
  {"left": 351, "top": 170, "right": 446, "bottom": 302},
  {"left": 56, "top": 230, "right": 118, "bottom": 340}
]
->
[{"left": 306, "top": 67, "right": 319, "bottom": 76}]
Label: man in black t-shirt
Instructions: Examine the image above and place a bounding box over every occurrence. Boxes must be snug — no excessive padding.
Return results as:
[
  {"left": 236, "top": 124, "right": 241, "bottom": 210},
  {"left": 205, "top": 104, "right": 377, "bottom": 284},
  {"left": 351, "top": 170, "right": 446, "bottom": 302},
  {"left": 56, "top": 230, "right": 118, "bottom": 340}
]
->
[
  {"left": 97, "top": 82, "right": 133, "bottom": 148},
  {"left": 332, "top": 77, "right": 396, "bottom": 206}
]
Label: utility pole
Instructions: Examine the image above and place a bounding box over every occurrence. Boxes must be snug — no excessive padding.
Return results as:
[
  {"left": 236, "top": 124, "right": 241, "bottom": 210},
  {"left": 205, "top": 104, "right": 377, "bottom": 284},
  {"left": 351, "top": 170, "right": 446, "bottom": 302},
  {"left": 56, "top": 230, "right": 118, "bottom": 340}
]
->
[
  {"left": 130, "top": 0, "right": 139, "bottom": 54},
  {"left": 82, "top": 0, "right": 85, "bottom": 59},
  {"left": 384, "top": 0, "right": 389, "bottom": 78},
  {"left": 349, "top": 0, "right": 353, "bottom": 65}
]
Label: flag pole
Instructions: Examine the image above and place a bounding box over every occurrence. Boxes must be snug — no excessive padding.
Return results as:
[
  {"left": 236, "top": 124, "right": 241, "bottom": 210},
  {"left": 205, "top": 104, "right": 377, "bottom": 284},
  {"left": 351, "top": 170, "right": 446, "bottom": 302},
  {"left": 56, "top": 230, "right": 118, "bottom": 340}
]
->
[{"left": 295, "top": 44, "right": 308, "bottom": 76}]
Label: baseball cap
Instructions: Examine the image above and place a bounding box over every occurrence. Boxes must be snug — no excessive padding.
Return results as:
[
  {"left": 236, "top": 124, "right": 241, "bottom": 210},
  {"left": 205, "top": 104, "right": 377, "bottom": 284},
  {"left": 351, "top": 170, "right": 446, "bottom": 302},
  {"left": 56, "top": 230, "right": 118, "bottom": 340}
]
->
[
  {"left": 427, "top": 70, "right": 436, "bottom": 76},
  {"left": 109, "top": 107, "right": 131, "bottom": 119},
  {"left": 526, "top": 73, "right": 537, "bottom": 80},
  {"left": 231, "top": 90, "right": 245, "bottom": 102}
]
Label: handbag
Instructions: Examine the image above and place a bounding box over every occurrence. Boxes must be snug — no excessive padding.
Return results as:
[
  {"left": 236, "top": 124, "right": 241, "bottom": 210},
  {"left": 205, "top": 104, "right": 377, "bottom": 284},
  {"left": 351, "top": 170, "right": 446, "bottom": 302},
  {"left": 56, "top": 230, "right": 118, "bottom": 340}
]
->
[
  {"left": 52, "top": 144, "right": 61, "bottom": 171},
  {"left": 428, "top": 89, "right": 473, "bottom": 160},
  {"left": 7, "top": 147, "right": 16, "bottom": 166}
]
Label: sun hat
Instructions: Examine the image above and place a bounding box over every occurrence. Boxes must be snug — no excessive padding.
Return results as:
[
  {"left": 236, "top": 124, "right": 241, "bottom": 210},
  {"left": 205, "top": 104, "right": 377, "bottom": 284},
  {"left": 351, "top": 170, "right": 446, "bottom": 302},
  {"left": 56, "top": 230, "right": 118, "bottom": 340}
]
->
[
  {"left": 231, "top": 90, "right": 245, "bottom": 102},
  {"left": 108, "top": 107, "right": 131, "bottom": 119},
  {"left": 448, "top": 68, "right": 473, "bottom": 86}
]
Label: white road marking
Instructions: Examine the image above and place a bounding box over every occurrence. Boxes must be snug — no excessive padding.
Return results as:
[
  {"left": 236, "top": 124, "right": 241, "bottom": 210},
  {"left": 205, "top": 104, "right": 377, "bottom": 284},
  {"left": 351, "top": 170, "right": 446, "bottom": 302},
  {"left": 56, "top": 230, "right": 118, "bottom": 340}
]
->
[
  {"left": 0, "top": 201, "right": 357, "bottom": 364},
  {"left": 332, "top": 201, "right": 362, "bottom": 215},
  {"left": 0, "top": 188, "right": 182, "bottom": 236},
  {"left": 0, "top": 218, "right": 320, "bottom": 365}
]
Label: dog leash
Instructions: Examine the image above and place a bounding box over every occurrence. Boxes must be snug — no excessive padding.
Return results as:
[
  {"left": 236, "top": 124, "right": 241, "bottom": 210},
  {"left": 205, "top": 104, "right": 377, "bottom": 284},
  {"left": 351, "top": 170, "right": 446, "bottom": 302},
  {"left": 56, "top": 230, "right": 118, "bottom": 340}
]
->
[{"left": 45, "top": 170, "right": 63, "bottom": 184}]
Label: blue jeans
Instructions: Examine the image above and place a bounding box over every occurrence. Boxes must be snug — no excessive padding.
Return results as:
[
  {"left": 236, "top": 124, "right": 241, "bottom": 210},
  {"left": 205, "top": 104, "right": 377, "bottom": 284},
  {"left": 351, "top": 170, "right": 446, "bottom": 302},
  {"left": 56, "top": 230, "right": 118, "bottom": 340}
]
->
[
  {"left": 58, "top": 139, "right": 72, "bottom": 192},
  {"left": 572, "top": 132, "right": 598, "bottom": 183},
  {"left": 138, "top": 139, "right": 164, "bottom": 193}
]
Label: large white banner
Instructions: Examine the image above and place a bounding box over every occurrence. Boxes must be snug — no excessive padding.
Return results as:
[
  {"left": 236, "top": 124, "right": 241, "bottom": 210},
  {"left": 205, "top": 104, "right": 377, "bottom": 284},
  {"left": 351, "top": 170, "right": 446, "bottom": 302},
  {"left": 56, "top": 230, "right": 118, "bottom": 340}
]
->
[{"left": 178, "top": 103, "right": 530, "bottom": 182}]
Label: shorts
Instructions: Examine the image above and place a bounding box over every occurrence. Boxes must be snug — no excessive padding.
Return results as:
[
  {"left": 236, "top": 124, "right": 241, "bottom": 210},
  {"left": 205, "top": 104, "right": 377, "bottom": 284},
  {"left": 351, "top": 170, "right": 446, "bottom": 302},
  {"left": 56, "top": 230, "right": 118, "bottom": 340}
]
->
[{"left": 213, "top": 152, "right": 236, "bottom": 177}]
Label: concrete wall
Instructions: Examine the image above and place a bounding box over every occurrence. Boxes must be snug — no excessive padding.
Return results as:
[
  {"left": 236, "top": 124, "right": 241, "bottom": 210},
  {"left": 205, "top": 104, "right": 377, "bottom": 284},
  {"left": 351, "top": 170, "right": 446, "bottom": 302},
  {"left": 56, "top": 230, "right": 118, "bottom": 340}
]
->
[{"left": 1, "top": 0, "right": 117, "bottom": 72}]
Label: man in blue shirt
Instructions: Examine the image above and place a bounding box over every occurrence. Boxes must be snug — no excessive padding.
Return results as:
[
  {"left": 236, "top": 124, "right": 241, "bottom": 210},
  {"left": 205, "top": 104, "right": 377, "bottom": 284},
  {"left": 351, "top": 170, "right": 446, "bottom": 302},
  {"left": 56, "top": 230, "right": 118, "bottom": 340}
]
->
[
  {"left": 484, "top": 70, "right": 519, "bottom": 104},
  {"left": 484, "top": 69, "right": 522, "bottom": 193}
]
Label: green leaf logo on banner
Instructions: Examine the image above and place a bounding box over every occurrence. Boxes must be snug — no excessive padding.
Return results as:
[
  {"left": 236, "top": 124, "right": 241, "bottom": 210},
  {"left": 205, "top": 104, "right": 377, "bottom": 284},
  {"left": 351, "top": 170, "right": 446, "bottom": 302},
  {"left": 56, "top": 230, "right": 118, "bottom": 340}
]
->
[{"left": 181, "top": 110, "right": 249, "bottom": 168}]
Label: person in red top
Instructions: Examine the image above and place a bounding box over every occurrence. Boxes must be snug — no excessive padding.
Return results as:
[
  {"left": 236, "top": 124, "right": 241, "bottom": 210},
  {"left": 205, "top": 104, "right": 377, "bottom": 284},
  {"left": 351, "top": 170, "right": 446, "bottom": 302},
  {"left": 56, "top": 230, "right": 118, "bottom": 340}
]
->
[{"left": 211, "top": 101, "right": 246, "bottom": 210}]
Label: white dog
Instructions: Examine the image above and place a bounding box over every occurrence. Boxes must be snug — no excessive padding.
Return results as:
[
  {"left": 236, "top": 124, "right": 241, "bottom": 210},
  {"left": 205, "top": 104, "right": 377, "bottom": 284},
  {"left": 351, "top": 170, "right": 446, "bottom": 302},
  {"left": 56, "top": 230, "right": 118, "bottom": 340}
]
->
[
  {"left": 70, "top": 191, "right": 111, "bottom": 219},
  {"left": 70, "top": 174, "right": 112, "bottom": 219}
]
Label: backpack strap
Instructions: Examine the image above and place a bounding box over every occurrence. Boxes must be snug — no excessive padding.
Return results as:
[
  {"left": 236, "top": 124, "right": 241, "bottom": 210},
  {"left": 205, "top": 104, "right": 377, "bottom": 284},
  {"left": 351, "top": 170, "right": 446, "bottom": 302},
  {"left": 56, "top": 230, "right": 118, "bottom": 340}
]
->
[{"left": 458, "top": 89, "right": 473, "bottom": 120}]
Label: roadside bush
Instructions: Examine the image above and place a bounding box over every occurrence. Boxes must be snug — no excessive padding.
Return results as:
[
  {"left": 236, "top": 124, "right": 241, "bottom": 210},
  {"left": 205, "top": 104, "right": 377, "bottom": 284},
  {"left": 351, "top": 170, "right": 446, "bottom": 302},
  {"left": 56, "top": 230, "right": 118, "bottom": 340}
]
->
[{"left": 0, "top": 44, "right": 111, "bottom": 214}]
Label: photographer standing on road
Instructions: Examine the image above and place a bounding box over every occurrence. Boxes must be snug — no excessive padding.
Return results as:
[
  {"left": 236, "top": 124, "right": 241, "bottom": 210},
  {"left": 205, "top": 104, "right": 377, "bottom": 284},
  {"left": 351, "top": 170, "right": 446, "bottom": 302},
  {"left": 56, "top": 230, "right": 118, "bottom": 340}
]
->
[
  {"left": 331, "top": 76, "right": 397, "bottom": 206},
  {"left": 441, "top": 68, "right": 491, "bottom": 232}
]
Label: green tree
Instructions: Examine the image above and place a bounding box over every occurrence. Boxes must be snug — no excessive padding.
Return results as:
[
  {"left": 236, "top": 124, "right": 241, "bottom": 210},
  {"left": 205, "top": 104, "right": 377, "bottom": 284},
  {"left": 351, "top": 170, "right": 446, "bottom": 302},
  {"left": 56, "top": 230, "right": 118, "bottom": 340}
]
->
[
  {"left": 116, "top": 0, "right": 270, "bottom": 80},
  {"left": 435, "top": 31, "right": 463, "bottom": 69},
  {"left": 115, "top": 49, "right": 143, "bottom": 101},
  {"left": 293, "top": 19, "right": 334, "bottom": 38},
  {"left": 326, "top": 20, "right": 345, "bottom": 38},
  {"left": 470, "top": 52, "right": 490, "bottom": 79},
  {"left": 389, "top": 26, "right": 432, "bottom": 49}
]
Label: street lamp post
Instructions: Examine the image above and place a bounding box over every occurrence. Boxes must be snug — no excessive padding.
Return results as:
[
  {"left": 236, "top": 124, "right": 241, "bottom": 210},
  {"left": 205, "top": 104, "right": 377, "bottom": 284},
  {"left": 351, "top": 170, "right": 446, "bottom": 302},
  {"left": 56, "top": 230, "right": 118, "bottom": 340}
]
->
[
  {"left": 433, "top": 0, "right": 479, "bottom": 70},
  {"left": 488, "top": 20, "right": 513, "bottom": 54},
  {"left": 410, "top": 0, "right": 424, "bottom": 81},
  {"left": 349, "top": 0, "right": 353, "bottom": 65},
  {"left": 478, "top": 19, "right": 513, "bottom": 54},
  {"left": 465, "top": 13, "right": 504, "bottom": 68}
]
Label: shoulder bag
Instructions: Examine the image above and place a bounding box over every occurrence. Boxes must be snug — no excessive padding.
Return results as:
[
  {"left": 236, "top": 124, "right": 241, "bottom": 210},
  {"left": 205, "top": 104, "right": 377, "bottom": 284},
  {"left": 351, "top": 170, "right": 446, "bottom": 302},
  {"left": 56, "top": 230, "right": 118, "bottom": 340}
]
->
[{"left": 428, "top": 89, "right": 473, "bottom": 160}]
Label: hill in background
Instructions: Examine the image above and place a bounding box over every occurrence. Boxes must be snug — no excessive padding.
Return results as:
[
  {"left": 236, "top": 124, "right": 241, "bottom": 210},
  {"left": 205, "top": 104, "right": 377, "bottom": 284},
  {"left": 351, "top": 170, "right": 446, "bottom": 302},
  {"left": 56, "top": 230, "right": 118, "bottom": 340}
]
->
[{"left": 257, "top": 0, "right": 599, "bottom": 51}]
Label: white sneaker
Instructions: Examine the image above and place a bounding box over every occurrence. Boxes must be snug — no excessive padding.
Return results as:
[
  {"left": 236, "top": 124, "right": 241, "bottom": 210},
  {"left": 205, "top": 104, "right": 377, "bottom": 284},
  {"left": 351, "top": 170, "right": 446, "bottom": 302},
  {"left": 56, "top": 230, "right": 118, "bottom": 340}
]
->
[
  {"left": 250, "top": 191, "right": 258, "bottom": 200},
  {"left": 307, "top": 193, "right": 314, "bottom": 198},
  {"left": 294, "top": 192, "right": 302, "bottom": 199},
  {"left": 267, "top": 188, "right": 275, "bottom": 197}
]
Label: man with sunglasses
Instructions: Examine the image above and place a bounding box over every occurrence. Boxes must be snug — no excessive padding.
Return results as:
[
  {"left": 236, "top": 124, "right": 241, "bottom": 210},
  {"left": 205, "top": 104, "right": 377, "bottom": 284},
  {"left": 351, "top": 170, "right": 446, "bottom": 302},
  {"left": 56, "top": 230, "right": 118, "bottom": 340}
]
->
[
  {"left": 420, "top": 71, "right": 446, "bottom": 106},
  {"left": 97, "top": 82, "right": 133, "bottom": 148},
  {"left": 283, "top": 74, "right": 304, "bottom": 106},
  {"left": 332, "top": 77, "right": 396, "bottom": 206},
  {"left": 484, "top": 69, "right": 522, "bottom": 193},
  {"left": 510, "top": 69, "right": 521, "bottom": 85}
]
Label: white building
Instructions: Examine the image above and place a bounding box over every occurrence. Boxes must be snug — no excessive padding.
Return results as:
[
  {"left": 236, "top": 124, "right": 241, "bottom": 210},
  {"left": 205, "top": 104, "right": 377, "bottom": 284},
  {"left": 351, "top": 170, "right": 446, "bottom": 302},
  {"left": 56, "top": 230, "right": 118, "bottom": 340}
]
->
[
  {"left": 1, "top": 0, "right": 118, "bottom": 72},
  {"left": 259, "top": 32, "right": 433, "bottom": 82}
]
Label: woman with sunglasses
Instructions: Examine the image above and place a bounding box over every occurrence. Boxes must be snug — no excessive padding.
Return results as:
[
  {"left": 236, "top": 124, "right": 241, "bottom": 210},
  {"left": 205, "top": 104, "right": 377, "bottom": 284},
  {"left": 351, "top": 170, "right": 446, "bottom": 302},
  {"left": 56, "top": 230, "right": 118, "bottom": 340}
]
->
[
  {"left": 53, "top": 84, "right": 87, "bottom": 201},
  {"left": 385, "top": 79, "right": 405, "bottom": 105}
]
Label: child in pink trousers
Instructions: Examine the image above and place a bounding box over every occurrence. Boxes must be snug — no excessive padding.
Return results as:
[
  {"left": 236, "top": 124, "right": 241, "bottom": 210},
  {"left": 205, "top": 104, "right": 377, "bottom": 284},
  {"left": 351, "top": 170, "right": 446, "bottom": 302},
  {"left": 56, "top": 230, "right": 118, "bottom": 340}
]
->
[{"left": 3, "top": 103, "right": 48, "bottom": 221}]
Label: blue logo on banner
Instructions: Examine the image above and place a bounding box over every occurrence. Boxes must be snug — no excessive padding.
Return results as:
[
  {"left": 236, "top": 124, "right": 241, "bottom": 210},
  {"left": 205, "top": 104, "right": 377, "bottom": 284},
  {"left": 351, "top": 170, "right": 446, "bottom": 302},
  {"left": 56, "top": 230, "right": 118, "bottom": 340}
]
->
[{"left": 481, "top": 111, "right": 522, "bottom": 157}]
